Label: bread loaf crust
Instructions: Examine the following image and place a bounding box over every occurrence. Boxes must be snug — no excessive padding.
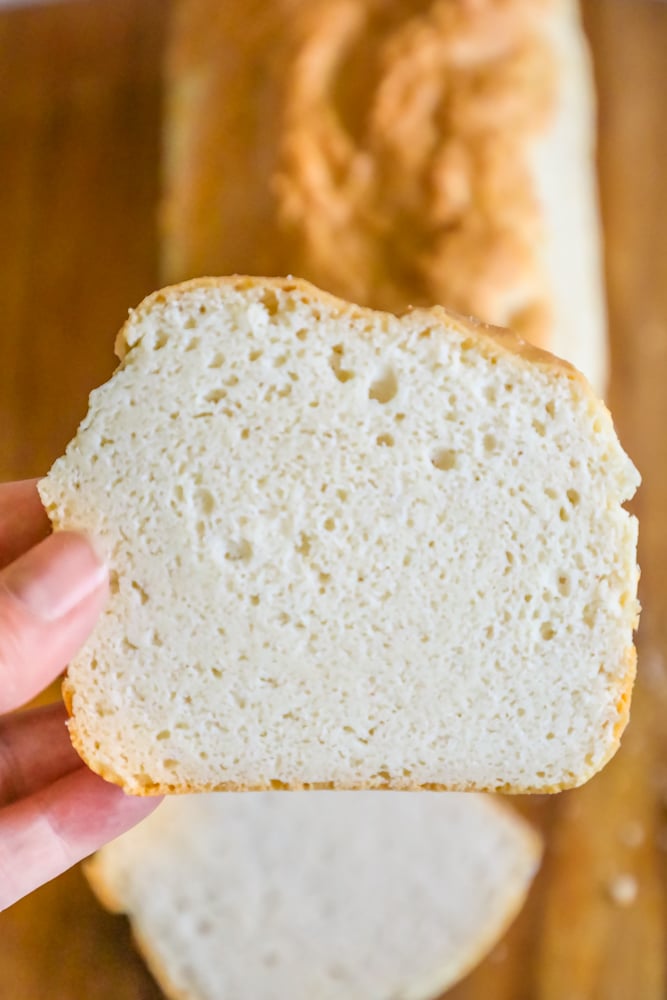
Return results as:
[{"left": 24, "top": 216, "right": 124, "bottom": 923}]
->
[{"left": 164, "top": 0, "right": 608, "bottom": 391}]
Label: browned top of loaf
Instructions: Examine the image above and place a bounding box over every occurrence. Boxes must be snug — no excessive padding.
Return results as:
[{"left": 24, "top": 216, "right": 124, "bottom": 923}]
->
[{"left": 165, "top": 0, "right": 557, "bottom": 345}]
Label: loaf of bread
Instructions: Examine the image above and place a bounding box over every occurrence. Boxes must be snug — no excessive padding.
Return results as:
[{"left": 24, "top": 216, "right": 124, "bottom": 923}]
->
[
  {"left": 39, "top": 276, "right": 639, "bottom": 795},
  {"left": 164, "top": 0, "right": 607, "bottom": 392},
  {"left": 86, "top": 791, "right": 541, "bottom": 1000}
]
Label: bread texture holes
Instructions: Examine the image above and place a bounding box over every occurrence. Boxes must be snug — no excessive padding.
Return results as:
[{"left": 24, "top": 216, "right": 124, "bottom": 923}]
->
[
  {"left": 376, "top": 433, "right": 394, "bottom": 447},
  {"left": 295, "top": 533, "right": 312, "bottom": 557},
  {"left": 540, "top": 622, "right": 555, "bottom": 641},
  {"left": 195, "top": 489, "right": 216, "bottom": 515},
  {"left": 431, "top": 448, "right": 457, "bottom": 471},
  {"left": 225, "top": 539, "right": 253, "bottom": 562},
  {"left": 369, "top": 366, "right": 398, "bottom": 404},
  {"left": 329, "top": 344, "right": 355, "bottom": 383},
  {"left": 261, "top": 289, "right": 279, "bottom": 316},
  {"left": 131, "top": 580, "right": 150, "bottom": 605}
]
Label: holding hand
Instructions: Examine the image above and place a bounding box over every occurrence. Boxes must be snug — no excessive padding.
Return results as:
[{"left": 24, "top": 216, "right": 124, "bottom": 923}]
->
[{"left": 0, "top": 480, "right": 160, "bottom": 911}]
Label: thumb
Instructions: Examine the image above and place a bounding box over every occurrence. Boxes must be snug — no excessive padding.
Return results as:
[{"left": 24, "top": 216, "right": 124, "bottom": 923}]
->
[{"left": 0, "top": 532, "right": 108, "bottom": 713}]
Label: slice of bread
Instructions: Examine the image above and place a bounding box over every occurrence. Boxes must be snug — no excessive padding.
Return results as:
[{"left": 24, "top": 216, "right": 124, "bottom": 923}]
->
[
  {"left": 38, "top": 276, "right": 639, "bottom": 795},
  {"left": 164, "top": 0, "right": 608, "bottom": 392},
  {"left": 86, "top": 791, "right": 541, "bottom": 1000}
]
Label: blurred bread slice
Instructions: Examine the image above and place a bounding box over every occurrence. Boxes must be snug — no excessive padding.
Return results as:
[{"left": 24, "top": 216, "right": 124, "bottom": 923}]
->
[
  {"left": 163, "top": 0, "right": 607, "bottom": 391},
  {"left": 38, "top": 276, "right": 639, "bottom": 795},
  {"left": 86, "top": 792, "right": 541, "bottom": 1000}
]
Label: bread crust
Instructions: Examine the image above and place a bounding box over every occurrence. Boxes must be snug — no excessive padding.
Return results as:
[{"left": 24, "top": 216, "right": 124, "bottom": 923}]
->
[
  {"left": 163, "top": 1, "right": 609, "bottom": 394},
  {"left": 54, "top": 274, "right": 638, "bottom": 797},
  {"left": 165, "top": 1, "right": 557, "bottom": 343}
]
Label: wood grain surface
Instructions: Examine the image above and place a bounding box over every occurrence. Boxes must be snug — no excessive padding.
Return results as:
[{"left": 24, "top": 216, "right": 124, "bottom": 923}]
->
[{"left": 0, "top": 1, "right": 665, "bottom": 998}]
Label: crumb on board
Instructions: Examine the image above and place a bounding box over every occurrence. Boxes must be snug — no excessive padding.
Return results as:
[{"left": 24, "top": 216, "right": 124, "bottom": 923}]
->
[{"left": 606, "top": 873, "right": 638, "bottom": 907}]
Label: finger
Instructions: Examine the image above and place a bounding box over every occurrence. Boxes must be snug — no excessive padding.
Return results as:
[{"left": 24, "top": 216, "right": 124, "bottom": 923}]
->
[
  {"left": 0, "top": 532, "right": 108, "bottom": 713},
  {"left": 0, "top": 767, "right": 162, "bottom": 911},
  {"left": 0, "top": 480, "right": 51, "bottom": 569},
  {"left": 0, "top": 702, "right": 82, "bottom": 809}
]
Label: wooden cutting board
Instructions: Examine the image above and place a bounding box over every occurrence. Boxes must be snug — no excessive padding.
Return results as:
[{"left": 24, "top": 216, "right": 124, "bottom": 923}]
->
[{"left": 0, "top": 1, "right": 665, "bottom": 997}]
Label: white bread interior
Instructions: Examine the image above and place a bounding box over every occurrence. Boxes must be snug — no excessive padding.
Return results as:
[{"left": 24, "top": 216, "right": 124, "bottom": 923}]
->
[
  {"left": 39, "top": 276, "right": 639, "bottom": 795},
  {"left": 40, "top": 278, "right": 638, "bottom": 793}
]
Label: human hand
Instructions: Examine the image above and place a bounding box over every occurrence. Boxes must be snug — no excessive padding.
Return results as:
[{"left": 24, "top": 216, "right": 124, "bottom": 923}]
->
[{"left": 0, "top": 480, "right": 160, "bottom": 911}]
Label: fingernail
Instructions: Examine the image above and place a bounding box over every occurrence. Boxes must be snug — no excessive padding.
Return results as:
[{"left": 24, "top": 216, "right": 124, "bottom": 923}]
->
[{"left": 3, "top": 532, "right": 108, "bottom": 621}]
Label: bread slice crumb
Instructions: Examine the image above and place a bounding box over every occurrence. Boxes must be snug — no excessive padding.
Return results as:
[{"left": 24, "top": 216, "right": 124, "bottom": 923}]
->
[{"left": 39, "top": 276, "right": 640, "bottom": 795}]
